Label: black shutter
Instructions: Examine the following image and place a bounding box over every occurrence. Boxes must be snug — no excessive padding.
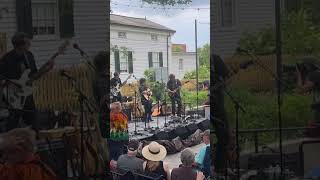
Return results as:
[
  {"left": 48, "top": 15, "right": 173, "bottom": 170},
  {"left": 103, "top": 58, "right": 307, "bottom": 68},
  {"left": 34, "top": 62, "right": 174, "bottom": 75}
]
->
[
  {"left": 148, "top": 52, "right": 153, "bottom": 68},
  {"left": 114, "top": 50, "right": 120, "bottom": 73},
  {"left": 16, "top": 0, "right": 33, "bottom": 38},
  {"left": 59, "top": 0, "right": 74, "bottom": 38},
  {"left": 159, "top": 52, "right": 163, "bottom": 67},
  {"left": 128, "top": 51, "right": 133, "bottom": 73}
]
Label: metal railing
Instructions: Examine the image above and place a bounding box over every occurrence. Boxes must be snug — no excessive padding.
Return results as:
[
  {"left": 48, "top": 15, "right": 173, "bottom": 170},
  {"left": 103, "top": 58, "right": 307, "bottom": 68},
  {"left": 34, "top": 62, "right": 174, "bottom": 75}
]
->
[{"left": 211, "top": 127, "right": 315, "bottom": 153}]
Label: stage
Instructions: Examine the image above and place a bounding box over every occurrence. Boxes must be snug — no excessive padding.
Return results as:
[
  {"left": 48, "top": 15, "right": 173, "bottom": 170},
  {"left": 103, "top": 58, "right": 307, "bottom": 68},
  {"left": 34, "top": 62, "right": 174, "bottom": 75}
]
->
[{"left": 128, "top": 115, "right": 210, "bottom": 141}]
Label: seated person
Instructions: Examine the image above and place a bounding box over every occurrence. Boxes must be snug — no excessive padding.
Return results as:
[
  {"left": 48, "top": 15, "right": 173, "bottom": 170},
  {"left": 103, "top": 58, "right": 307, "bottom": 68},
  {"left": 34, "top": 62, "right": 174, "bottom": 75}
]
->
[
  {"left": 117, "top": 139, "right": 144, "bottom": 173},
  {"left": 0, "top": 128, "right": 56, "bottom": 180},
  {"left": 109, "top": 102, "right": 129, "bottom": 161},
  {"left": 195, "top": 130, "right": 210, "bottom": 169},
  {"left": 142, "top": 141, "right": 170, "bottom": 180},
  {"left": 171, "top": 148, "right": 205, "bottom": 180}
]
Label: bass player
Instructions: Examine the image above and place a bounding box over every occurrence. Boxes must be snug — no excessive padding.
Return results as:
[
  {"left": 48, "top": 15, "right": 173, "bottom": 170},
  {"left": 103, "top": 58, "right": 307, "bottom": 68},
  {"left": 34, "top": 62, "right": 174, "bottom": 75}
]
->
[
  {"left": 110, "top": 72, "right": 132, "bottom": 103},
  {"left": 0, "top": 32, "right": 67, "bottom": 131},
  {"left": 167, "top": 74, "right": 182, "bottom": 117}
]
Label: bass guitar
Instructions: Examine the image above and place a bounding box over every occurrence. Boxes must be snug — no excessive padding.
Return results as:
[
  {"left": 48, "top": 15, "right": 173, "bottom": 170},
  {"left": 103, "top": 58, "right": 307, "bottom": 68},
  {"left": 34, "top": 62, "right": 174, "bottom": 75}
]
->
[
  {"left": 110, "top": 74, "right": 132, "bottom": 97},
  {"left": 3, "top": 40, "right": 69, "bottom": 109}
]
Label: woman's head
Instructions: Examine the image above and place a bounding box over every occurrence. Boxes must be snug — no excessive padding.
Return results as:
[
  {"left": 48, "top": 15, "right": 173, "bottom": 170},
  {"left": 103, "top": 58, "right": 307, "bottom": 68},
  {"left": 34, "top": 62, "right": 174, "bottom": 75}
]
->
[
  {"left": 139, "top": 78, "right": 146, "bottom": 85},
  {"left": 110, "top": 102, "right": 122, "bottom": 113},
  {"left": 180, "top": 148, "right": 195, "bottom": 167},
  {"left": 2, "top": 128, "right": 36, "bottom": 163}
]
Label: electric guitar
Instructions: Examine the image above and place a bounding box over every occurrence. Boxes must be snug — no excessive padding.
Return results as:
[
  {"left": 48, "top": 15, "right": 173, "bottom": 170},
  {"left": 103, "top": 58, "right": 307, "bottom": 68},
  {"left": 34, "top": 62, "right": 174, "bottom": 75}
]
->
[
  {"left": 3, "top": 40, "right": 69, "bottom": 109},
  {"left": 110, "top": 74, "right": 132, "bottom": 97}
]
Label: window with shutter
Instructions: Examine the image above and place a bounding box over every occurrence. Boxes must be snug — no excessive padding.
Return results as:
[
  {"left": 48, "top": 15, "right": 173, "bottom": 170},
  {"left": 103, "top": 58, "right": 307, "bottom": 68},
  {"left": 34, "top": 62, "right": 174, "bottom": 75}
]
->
[
  {"left": 58, "top": 0, "right": 74, "bottom": 38},
  {"left": 16, "top": 0, "right": 33, "bottom": 37},
  {"left": 32, "top": 0, "right": 59, "bottom": 37},
  {"left": 159, "top": 52, "right": 163, "bottom": 67},
  {"left": 114, "top": 50, "right": 120, "bottom": 73},
  {"left": 128, "top": 51, "right": 133, "bottom": 73},
  {"left": 148, "top": 52, "right": 153, "bottom": 68}
]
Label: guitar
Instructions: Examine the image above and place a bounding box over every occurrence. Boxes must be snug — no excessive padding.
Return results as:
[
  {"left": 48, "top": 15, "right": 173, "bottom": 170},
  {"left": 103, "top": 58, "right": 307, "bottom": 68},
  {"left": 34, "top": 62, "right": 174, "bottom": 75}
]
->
[
  {"left": 143, "top": 88, "right": 152, "bottom": 101},
  {"left": 110, "top": 74, "right": 132, "bottom": 97},
  {"left": 3, "top": 40, "right": 69, "bottom": 109}
]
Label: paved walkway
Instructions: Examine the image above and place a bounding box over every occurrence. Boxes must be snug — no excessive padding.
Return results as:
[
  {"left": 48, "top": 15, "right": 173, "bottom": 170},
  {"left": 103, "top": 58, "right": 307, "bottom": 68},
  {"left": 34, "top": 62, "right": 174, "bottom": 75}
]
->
[{"left": 163, "top": 143, "right": 205, "bottom": 170}]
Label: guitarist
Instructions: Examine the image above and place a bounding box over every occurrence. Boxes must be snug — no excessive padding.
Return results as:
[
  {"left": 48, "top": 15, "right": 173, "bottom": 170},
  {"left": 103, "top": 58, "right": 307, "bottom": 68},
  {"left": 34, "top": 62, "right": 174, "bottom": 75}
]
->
[
  {"left": 167, "top": 74, "right": 182, "bottom": 117},
  {"left": 139, "top": 78, "right": 153, "bottom": 129},
  {"left": 0, "top": 32, "right": 57, "bottom": 131},
  {"left": 110, "top": 72, "right": 131, "bottom": 103}
]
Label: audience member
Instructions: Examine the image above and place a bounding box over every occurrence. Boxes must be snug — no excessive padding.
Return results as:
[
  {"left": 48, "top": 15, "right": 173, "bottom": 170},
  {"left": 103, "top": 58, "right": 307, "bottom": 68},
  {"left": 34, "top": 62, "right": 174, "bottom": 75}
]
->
[
  {"left": 142, "top": 141, "right": 170, "bottom": 180},
  {"left": 109, "top": 102, "right": 129, "bottom": 161},
  {"left": 171, "top": 148, "right": 205, "bottom": 180},
  {"left": 117, "top": 139, "right": 144, "bottom": 172},
  {"left": 195, "top": 131, "right": 210, "bottom": 169},
  {"left": 0, "top": 128, "right": 56, "bottom": 180}
]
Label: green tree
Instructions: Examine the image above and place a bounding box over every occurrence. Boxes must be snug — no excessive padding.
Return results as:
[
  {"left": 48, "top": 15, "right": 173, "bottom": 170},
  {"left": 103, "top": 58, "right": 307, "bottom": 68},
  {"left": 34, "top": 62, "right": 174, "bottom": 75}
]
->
[{"left": 198, "top": 43, "right": 210, "bottom": 67}]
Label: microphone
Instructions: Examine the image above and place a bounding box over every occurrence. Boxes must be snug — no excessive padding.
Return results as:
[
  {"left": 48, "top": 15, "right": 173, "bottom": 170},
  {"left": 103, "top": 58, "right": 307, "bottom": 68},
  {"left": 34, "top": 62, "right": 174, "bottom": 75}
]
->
[
  {"left": 73, "top": 43, "right": 86, "bottom": 57},
  {"left": 60, "top": 70, "right": 76, "bottom": 81}
]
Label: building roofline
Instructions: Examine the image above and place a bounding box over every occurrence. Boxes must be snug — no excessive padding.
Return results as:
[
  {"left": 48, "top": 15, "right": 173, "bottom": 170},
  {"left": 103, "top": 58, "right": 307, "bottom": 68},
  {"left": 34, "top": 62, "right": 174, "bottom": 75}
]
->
[{"left": 111, "top": 14, "right": 176, "bottom": 33}]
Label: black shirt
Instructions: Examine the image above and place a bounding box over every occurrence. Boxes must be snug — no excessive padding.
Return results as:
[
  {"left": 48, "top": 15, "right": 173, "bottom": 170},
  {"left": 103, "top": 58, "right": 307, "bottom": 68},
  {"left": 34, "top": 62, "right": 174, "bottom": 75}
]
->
[
  {"left": 167, "top": 79, "right": 181, "bottom": 96},
  {"left": 110, "top": 77, "right": 121, "bottom": 88},
  {"left": 0, "top": 50, "right": 38, "bottom": 80}
]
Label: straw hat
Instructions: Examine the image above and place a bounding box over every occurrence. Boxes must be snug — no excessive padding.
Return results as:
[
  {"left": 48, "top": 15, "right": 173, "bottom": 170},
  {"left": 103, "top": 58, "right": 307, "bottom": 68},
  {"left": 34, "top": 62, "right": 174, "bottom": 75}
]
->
[{"left": 142, "top": 141, "right": 167, "bottom": 162}]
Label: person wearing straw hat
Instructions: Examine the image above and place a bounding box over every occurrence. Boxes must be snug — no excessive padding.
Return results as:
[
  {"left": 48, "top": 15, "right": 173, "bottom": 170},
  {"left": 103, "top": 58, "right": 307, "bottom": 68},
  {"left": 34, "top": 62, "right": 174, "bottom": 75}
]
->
[{"left": 142, "top": 141, "right": 170, "bottom": 180}]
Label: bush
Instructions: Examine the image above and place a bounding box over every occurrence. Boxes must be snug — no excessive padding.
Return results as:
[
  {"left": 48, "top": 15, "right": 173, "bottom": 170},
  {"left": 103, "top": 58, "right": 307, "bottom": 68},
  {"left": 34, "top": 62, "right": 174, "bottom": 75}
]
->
[
  {"left": 236, "top": 9, "right": 320, "bottom": 56},
  {"left": 181, "top": 89, "right": 208, "bottom": 107},
  {"left": 224, "top": 88, "right": 312, "bottom": 149},
  {"left": 184, "top": 65, "right": 210, "bottom": 80}
]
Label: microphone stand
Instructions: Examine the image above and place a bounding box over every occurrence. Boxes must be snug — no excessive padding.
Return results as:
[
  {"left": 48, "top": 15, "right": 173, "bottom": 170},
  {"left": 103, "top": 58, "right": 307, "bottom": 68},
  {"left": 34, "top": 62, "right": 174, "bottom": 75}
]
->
[
  {"left": 75, "top": 47, "right": 96, "bottom": 72},
  {"left": 212, "top": 75, "right": 246, "bottom": 180},
  {"left": 64, "top": 77, "right": 93, "bottom": 180}
]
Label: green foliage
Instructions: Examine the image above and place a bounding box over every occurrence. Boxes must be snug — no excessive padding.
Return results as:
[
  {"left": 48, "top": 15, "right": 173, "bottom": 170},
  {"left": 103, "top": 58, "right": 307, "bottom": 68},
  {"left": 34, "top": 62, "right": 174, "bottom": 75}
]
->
[
  {"left": 237, "top": 27, "right": 275, "bottom": 55},
  {"left": 224, "top": 88, "right": 312, "bottom": 149},
  {"left": 282, "top": 9, "right": 320, "bottom": 54},
  {"left": 181, "top": 89, "right": 208, "bottom": 107},
  {"left": 141, "top": 0, "right": 192, "bottom": 6},
  {"left": 184, "top": 65, "right": 210, "bottom": 80},
  {"left": 237, "top": 9, "right": 320, "bottom": 56},
  {"left": 198, "top": 44, "right": 210, "bottom": 67},
  {"left": 144, "top": 69, "right": 155, "bottom": 82}
]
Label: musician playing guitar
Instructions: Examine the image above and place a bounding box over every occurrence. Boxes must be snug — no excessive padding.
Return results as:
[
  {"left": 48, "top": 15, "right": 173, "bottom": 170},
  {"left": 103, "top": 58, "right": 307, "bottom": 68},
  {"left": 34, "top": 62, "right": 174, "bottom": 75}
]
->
[
  {"left": 0, "top": 32, "right": 68, "bottom": 131},
  {"left": 167, "top": 74, "right": 182, "bottom": 117},
  {"left": 139, "top": 78, "right": 153, "bottom": 129},
  {"left": 110, "top": 72, "right": 132, "bottom": 103}
]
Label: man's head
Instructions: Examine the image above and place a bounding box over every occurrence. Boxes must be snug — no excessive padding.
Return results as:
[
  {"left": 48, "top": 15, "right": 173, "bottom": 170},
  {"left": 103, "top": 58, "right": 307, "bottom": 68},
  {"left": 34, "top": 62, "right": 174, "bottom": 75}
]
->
[
  {"left": 11, "top": 32, "right": 31, "bottom": 51},
  {"left": 203, "top": 130, "right": 210, "bottom": 145},
  {"left": 169, "top": 74, "right": 175, "bottom": 80},
  {"left": 2, "top": 128, "right": 36, "bottom": 164},
  {"left": 180, "top": 148, "right": 195, "bottom": 167},
  {"left": 113, "top": 72, "right": 119, "bottom": 79},
  {"left": 127, "top": 139, "right": 139, "bottom": 156},
  {"left": 110, "top": 102, "right": 122, "bottom": 113}
]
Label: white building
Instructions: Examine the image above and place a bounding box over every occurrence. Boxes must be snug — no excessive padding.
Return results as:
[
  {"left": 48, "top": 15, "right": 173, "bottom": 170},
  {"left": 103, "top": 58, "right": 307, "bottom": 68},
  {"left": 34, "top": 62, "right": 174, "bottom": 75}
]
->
[
  {"left": 110, "top": 14, "right": 175, "bottom": 81},
  {"left": 171, "top": 44, "right": 196, "bottom": 79},
  {"left": 0, "top": 0, "right": 108, "bottom": 67}
]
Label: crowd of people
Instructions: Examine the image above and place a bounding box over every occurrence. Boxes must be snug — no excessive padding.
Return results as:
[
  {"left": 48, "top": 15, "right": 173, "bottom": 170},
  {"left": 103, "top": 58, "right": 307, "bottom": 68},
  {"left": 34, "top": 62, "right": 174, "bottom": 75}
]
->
[{"left": 109, "top": 131, "right": 212, "bottom": 180}]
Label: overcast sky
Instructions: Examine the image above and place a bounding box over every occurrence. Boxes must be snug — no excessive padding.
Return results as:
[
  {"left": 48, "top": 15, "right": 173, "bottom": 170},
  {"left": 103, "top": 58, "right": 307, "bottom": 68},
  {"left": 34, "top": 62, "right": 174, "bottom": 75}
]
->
[{"left": 111, "top": 0, "right": 210, "bottom": 52}]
